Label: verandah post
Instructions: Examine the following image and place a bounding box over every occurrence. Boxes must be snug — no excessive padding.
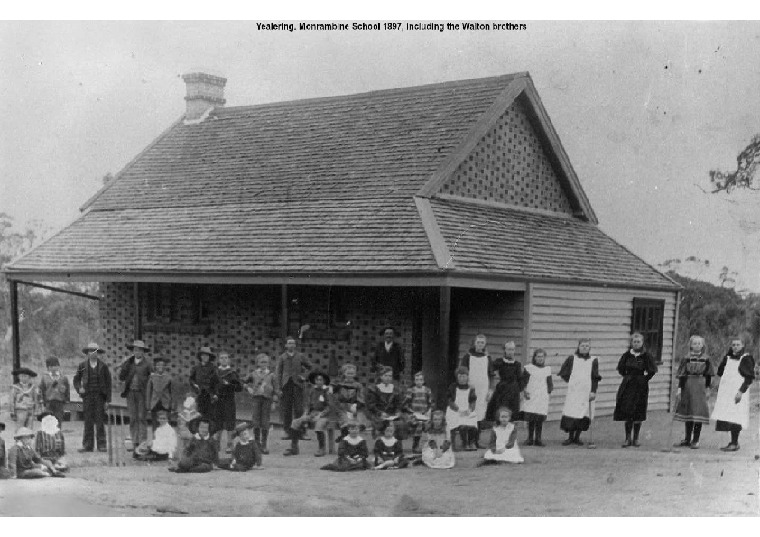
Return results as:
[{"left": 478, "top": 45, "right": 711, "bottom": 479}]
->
[{"left": 10, "top": 279, "right": 20, "bottom": 380}]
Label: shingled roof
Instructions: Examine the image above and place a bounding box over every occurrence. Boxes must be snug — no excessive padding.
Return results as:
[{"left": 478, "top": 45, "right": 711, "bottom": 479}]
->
[{"left": 6, "top": 72, "right": 678, "bottom": 290}]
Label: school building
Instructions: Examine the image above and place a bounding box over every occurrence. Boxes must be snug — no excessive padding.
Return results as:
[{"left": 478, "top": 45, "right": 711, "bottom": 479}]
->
[{"left": 5, "top": 71, "right": 681, "bottom": 418}]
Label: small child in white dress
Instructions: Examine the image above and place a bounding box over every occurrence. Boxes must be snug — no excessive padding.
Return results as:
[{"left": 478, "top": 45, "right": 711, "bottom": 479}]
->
[{"left": 482, "top": 407, "right": 523, "bottom": 464}]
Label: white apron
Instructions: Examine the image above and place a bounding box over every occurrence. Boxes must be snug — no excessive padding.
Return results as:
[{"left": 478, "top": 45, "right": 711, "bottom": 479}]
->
[
  {"left": 446, "top": 387, "right": 479, "bottom": 432},
  {"left": 483, "top": 424, "right": 523, "bottom": 463},
  {"left": 468, "top": 354, "right": 490, "bottom": 421},
  {"left": 522, "top": 364, "right": 551, "bottom": 416},
  {"left": 711, "top": 357, "right": 750, "bottom": 429},
  {"left": 562, "top": 355, "right": 596, "bottom": 420}
]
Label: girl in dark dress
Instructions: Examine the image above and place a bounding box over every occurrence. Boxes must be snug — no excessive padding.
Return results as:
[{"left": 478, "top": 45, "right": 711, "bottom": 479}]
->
[
  {"left": 189, "top": 347, "right": 219, "bottom": 422},
  {"left": 673, "top": 335, "right": 714, "bottom": 449},
  {"left": 321, "top": 420, "right": 371, "bottom": 472},
  {"left": 373, "top": 421, "right": 408, "bottom": 469},
  {"left": 366, "top": 366, "right": 407, "bottom": 441},
  {"left": 613, "top": 332, "right": 658, "bottom": 447},
  {"left": 486, "top": 341, "right": 529, "bottom": 423}
]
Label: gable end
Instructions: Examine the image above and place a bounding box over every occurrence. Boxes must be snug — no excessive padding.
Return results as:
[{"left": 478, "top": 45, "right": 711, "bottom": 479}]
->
[{"left": 439, "top": 97, "right": 575, "bottom": 215}]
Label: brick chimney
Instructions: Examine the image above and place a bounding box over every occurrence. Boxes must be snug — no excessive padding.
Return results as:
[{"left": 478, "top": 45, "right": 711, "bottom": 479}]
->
[{"left": 181, "top": 71, "right": 227, "bottom": 121}]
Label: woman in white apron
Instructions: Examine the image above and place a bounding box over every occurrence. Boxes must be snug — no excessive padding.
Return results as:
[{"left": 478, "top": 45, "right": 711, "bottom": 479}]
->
[
  {"left": 458, "top": 334, "right": 492, "bottom": 426},
  {"left": 559, "top": 339, "right": 601, "bottom": 446},
  {"left": 445, "top": 367, "right": 480, "bottom": 451},
  {"left": 711, "top": 338, "right": 755, "bottom": 452}
]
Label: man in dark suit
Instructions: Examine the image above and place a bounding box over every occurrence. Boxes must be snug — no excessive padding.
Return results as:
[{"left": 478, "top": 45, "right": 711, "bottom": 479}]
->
[
  {"left": 372, "top": 327, "right": 405, "bottom": 381},
  {"left": 274, "top": 337, "right": 312, "bottom": 440},
  {"left": 73, "top": 342, "right": 112, "bottom": 452}
]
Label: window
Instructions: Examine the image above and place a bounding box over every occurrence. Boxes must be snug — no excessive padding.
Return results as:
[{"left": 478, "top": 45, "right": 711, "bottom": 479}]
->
[
  {"left": 144, "top": 283, "right": 209, "bottom": 327},
  {"left": 631, "top": 298, "right": 665, "bottom": 364}
]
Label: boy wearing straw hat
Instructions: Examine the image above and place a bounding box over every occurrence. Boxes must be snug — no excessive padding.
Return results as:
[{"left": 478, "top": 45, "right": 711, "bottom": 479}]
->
[
  {"left": 11, "top": 366, "right": 39, "bottom": 430},
  {"left": 39, "top": 357, "right": 71, "bottom": 425},
  {"left": 73, "top": 342, "right": 112, "bottom": 452},
  {"left": 119, "top": 339, "right": 154, "bottom": 448},
  {"left": 8, "top": 427, "right": 64, "bottom": 478}
]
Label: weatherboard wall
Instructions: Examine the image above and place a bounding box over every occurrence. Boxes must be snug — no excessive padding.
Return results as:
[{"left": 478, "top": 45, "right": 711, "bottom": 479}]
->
[{"left": 528, "top": 283, "right": 677, "bottom": 420}]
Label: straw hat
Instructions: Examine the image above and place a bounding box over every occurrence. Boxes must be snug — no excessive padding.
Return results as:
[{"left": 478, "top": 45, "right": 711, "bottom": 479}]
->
[
  {"left": 13, "top": 427, "right": 35, "bottom": 439},
  {"left": 82, "top": 342, "right": 105, "bottom": 354},
  {"left": 197, "top": 346, "right": 216, "bottom": 360},
  {"left": 126, "top": 340, "right": 151, "bottom": 352}
]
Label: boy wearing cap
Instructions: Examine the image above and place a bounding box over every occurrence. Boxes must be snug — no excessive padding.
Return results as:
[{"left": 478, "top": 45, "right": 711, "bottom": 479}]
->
[
  {"left": 119, "top": 340, "right": 154, "bottom": 448},
  {"left": 73, "top": 342, "right": 112, "bottom": 452},
  {"left": 39, "top": 357, "right": 71, "bottom": 425},
  {"left": 284, "top": 371, "right": 333, "bottom": 457},
  {"left": 218, "top": 424, "right": 262, "bottom": 471},
  {"left": 11, "top": 366, "right": 39, "bottom": 430},
  {"left": 8, "top": 427, "right": 64, "bottom": 478},
  {"left": 146, "top": 356, "right": 174, "bottom": 431}
]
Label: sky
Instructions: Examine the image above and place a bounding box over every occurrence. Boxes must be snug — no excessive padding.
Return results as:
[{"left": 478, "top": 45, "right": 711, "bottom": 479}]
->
[{"left": 2, "top": 20, "right": 760, "bottom": 290}]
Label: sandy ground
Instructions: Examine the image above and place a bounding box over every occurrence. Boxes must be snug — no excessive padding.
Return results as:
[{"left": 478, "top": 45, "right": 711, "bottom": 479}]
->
[{"left": 1, "top": 410, "right": 759, "bottom": 517}]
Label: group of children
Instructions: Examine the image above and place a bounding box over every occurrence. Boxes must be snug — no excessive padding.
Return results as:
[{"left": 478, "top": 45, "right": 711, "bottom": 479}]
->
[{"left": 3, "top": 332, "right": 755, "bottom": 478}]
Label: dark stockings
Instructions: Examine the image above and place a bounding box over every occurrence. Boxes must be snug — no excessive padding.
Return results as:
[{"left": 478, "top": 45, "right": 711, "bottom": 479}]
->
[
  {"left": 632, "top": 423, "right": 641, "bottom": 441},
  {"left": 528, "top": 422, "right": 536, "bottom": 441},
  {"left": 731, "top": 429, "right": 740, "bottom": 445}
]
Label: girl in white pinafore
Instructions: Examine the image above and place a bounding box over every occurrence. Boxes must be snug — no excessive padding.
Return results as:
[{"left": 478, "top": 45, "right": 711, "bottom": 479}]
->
[
  {"left": 445, "top": 367, "right": 480, "bottom": 451},
  {"left": 482, "top": 407, "right": 523, "bottom": 464},
  {"left": 559, "top": 339, "right": 601, "bottom": 446},
  {"left": 458, "top": 334, "right": 492, "bottom": 426},
  {"left": 710, "top": 337, "right": 756, "bottom": 452},
  {"left": 522, "top": 349, "right": 553, "bottom": 446}
]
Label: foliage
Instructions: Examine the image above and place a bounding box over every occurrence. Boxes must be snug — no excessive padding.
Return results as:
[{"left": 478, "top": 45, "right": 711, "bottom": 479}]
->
[
  {"left": 1, "top": 214, "right": 100, "bottom": 402},
  {"left": 668, "top": 271, "right": 760, "bottom": 361},
  {"left": 709, "top": 134, "right": 760, "bottom": 193}
]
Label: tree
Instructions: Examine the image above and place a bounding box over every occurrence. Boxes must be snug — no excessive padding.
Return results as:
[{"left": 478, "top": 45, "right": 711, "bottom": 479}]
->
[{"left": 709, "top": 134, "right": 760, "bottom": 192}]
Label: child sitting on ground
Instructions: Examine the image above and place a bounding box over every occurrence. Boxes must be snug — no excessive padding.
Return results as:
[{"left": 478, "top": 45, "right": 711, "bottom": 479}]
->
[
  {"left": 285, "top": 371, "right": 332, "bottom": 457},
  {"left": 8, "top": 427, "right": 65, "bottom": 478},
  {"left": 34, "top": 412, "right": 68, "bottom": 472},
  {"left": 135, "top": 410, "right": 178, "bottom": 461},
  {"left": 404, "top": 371, "right": 433, "bottom": 454},
  {"left": 0, "top": 422, "right": 10, "bottom": 479},
  {"left": 218, "top": 424, "right": 262, "bottom": 471},
  {"left": 445, "top": 366, "right": 479, "bottom": 451},
  {"left": 480, "top": 407, "right": 524, "bottom": 465},
  {"left": 244, "top": 353, "right": 276, "bottom": 454},
  {"left": 11, "top": 367, "right": 39, "bottom": 430},
  {"left": 422, "top": 410, "right": 455, "bottom": 469},
  {"left": 320, "top": 419, "right": 371, "bottom": 472},
  {"left": 332, "top": 362, "right": 367, "bottom": 442},
  {"left": 177, "top": 394, "right": 202, "bottom": 455},
  {"left": 373, "top": 420, "right": 408, "bottom": 470},
  {"left": 170, "top": 418, "right": 218, "bottom": 473}
]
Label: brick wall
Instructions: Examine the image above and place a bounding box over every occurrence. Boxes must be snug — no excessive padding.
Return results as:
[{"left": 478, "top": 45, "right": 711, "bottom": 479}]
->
[
  {"left": 440, "top": 99, "right": 574, "bottom": 214},
  {"left": 99, "top": 283, "right": 415, "bottom": 387}
]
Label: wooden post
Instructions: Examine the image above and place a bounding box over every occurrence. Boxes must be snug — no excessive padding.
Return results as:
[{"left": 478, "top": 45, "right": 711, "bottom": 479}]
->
[
  {"left": 10, "top": 280, "right": 20, "bottom": 377},
  {"left": 438, "top": 286, "right": 451, "bottom": 404},
  {"left": 522, "top": 283, "right": 533, "bottom": 362},
  {"left": 669, "top": 290, "right": 682, "bottom": 413},
  {"left": 133, "top": 283, "right": 142, "bottom": 340},
  {"left": 280, "top": 284, "right": 288, "bottom": 344}
]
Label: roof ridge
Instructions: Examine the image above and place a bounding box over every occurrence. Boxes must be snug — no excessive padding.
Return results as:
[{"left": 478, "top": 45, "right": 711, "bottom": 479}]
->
[{"left": 219, "top": 72, "right": 527, "bottom": 114}]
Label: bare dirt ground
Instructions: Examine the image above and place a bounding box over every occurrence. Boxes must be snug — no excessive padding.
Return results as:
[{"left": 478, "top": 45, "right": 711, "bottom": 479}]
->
[{"left": 1, "top": 410, "right": 759, "bottom": 517}]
